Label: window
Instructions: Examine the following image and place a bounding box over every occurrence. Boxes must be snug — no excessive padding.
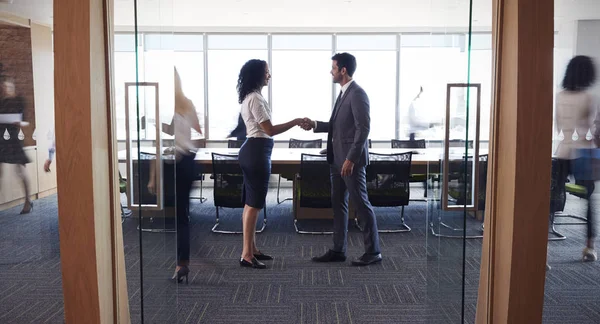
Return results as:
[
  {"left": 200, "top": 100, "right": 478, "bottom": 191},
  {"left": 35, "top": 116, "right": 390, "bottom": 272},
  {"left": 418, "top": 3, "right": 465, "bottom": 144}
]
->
[
  {"left": 399, "top": 34, "right": 468, "bottom": 141},
  {"left": 114, "top": 33, "right": 139, "bottom": 140},
  {"left": 270, "top": 35, "right": 332, "bottom": 140},
  {"left": 113, "top": 32, "right": 494, "bottom": 143},
  {"left": 468, "top": 35, "right": 492, "bottom": 141},
  {"left": 336, "top": 35, "right": 397, "bottom": 140},
  {"left": 113, "top": 33, "right": 205, "bottom": 140},
  {"left": 207, "top": 35, "right": 268, "bottom": 139},
  {"left": 142, "top": 34, "right": 205, "bottom": 140}
]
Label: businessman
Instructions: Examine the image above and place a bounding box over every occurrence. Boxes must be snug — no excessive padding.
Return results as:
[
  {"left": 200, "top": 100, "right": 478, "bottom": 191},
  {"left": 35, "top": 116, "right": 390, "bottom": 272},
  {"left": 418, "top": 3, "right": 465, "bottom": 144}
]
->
[{"left": 301, "top": 52, "right": 381, "bottom": 266}]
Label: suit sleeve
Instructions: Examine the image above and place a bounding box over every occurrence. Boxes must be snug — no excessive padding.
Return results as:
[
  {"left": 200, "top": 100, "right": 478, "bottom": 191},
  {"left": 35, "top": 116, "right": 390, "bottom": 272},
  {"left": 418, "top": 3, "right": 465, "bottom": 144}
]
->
[
  {"left": 347, "top": 89, "right": 370, "bottom": 164},
  {"left": 313, "top": 121, "right": 329, "bottom": 133}
]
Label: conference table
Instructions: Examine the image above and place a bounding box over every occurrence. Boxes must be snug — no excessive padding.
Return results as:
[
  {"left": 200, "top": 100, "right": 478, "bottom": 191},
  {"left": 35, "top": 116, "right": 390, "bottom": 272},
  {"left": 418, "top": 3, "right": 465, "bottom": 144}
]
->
[{"left": 118, "top": 147, "right": 487, "bottom": 174}]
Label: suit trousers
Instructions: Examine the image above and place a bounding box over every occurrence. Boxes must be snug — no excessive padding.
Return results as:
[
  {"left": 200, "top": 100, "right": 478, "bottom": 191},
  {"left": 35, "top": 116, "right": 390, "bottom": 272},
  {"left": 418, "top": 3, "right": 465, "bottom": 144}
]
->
[
  {"left": 330, "top": 163, "right": 381, "bottom": 254},
  {"left": 176, "top": 153, "right": 195, "bottom": 265}
]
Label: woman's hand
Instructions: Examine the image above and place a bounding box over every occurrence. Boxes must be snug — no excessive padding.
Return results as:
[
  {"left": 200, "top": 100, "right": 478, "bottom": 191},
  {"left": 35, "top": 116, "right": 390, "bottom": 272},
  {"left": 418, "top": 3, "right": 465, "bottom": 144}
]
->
[
  {"left": 147, "top": 179, "right": 156, "bottom": 195},
  {"left": 44, "top": 159, "right": 52, "bottom": 172}
]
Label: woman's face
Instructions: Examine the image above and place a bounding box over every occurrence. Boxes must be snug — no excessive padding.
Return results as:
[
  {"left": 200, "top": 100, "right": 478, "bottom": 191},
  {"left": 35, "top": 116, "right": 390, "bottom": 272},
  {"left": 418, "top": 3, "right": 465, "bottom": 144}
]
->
[{"left": 263, "top": 63, "right": 271, "bottom": 86}]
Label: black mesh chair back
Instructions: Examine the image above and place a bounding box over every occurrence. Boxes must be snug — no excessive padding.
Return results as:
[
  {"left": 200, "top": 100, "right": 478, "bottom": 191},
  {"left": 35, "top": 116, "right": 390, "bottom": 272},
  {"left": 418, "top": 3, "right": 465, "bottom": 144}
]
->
[
  {"left": 228, "top": 139, "right": 245, "bottom": 148},
  {"left": 211, "top": 153, "right": 244, "bottom": 208},
  {"left": 391, "top": 139, "right": 426, "bottom": 149},
  {"left": 289, "top": 138, "right": 323, "bottom": 149},
  {"left": 366, "top": 152, "right": 412, "bottom": 207},
  {"left": 298, "top": 154, "right": 332, "bottom": 208}
]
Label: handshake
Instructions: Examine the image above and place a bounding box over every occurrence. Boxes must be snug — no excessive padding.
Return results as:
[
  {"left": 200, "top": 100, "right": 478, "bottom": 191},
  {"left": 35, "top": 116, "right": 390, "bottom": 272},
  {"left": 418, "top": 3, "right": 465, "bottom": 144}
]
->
[{"left": 295, "top": 117, "right": 315, "bottom": 131}]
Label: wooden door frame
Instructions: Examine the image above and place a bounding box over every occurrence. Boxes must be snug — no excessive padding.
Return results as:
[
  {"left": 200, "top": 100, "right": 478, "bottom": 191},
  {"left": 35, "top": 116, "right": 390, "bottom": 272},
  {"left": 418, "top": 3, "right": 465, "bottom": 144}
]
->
[
  {"left": 476, "top": 0, "right": 554, "bottom": 323},
  {"left": 53, "top": 0, "right": 554, "bottom": 323}
]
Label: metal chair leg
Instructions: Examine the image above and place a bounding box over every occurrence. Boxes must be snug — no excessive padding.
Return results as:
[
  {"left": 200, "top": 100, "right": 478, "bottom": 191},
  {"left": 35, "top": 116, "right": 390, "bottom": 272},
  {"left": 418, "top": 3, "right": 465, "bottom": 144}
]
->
[
  {"left": 429, "top": 221, "right": 484, "bottom": 239},
  {"left": 277, "top": 175, "right": 293, "bottom": 204},
  {"left": 211, "top": 206, "right": 267, "bottom": 234},
  {"left": 377, "top": 206, "right": 411, "bottom": 233},
  {"left": 294, "top": 218, "right": 334, "bottom": 234},
  {"left": 429, "top": 212, "right": 484, "bottom": 239},
  {"left": 354, "top": 214, "right": 363, "bottom": 231},
  {"left": 553, "top": 212, "right": 587, "bottom": 225},
  {"left": 294, "top": 205, "right": 333, "bottom": 234},
  {"left": 190, "top": 180, "right": 207, "bottom": 203},
  {"left": 355, "top": 206, "right": 411, "bottom": 233},
  {"left": 548, "top": 212, "right": 567, "bottom": 241},
  {"left": 137, "top": 216, "right": 177, "bottom": 233}
]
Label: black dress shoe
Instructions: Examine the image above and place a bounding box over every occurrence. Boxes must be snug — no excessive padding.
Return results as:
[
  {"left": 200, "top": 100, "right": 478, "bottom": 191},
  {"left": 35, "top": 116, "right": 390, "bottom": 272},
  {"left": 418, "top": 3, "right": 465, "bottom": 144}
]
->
[
  {"left": 253, "top": 252, "right": 273, "bottom": 261},
  {"left": 351, "top": 253, "right": 382, "bottom": 266},
  {"left": 240, "top": 257, "right": 267, "bottom": 269},
  {"left": 312, "top": 250, "right": 347, "bottom": 262}
]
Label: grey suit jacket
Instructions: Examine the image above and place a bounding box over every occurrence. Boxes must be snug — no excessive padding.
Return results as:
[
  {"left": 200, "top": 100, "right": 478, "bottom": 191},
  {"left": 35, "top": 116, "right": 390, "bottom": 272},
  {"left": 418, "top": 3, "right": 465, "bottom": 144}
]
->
[{"left": 314, "top": 81, "right": 370, "bottom": 167}]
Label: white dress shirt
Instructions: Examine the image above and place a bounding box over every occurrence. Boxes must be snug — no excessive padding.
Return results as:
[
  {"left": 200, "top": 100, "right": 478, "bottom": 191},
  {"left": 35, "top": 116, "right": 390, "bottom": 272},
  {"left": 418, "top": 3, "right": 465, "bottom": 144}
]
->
[
  {"left": 313, "top": 79, "right": 355, "bottom": 129},
  {"left": 241, "top": 91, "right": 272, "bottom": 138}
]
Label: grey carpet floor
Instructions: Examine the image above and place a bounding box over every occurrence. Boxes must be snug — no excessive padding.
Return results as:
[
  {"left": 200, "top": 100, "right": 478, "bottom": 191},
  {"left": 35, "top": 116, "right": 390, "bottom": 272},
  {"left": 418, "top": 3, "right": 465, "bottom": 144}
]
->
[{"left": 0, "top": 187, "right": 598, "bottom": 323}]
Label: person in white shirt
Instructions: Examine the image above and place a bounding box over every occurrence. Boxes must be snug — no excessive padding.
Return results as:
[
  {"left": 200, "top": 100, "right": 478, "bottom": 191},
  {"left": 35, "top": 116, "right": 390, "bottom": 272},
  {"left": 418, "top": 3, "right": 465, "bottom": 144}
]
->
[
  {"left": 554, "top": 55, "right": 599, "bottom": 262},
  {"left": 237, "top": 59, "right": 305, "bottom": 269},
  {"left": 147, "top": 68, "right": 202, "bottom": 283},
  {"left": 407, "top": 86, "right": 436, "bottom": 141}
]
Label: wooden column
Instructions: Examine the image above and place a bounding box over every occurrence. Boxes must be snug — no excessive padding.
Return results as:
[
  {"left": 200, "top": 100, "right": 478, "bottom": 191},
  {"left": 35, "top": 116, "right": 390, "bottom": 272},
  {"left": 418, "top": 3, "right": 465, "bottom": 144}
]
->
[
  {"left": 476, "top": 0, "right": 554, "bottom": 323},
  {"left": 54, "top": 0, "right": 129, "bottom": 323}
]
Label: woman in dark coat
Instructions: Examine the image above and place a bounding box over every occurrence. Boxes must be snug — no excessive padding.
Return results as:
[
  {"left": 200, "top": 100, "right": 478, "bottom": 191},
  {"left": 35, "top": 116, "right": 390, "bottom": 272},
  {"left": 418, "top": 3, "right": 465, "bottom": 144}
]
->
[{"left": 0, "top": 80, "right": 32, "bottom": 214}]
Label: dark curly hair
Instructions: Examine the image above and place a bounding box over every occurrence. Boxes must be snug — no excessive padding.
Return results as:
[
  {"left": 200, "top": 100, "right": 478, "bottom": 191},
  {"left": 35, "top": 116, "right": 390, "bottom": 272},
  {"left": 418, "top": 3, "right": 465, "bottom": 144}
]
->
[
  {"left": 562, "top": 55, "right": 596, "bottom": 91},
  {"left": 237, "top": 59, "right": 267, "bottom": 104}
]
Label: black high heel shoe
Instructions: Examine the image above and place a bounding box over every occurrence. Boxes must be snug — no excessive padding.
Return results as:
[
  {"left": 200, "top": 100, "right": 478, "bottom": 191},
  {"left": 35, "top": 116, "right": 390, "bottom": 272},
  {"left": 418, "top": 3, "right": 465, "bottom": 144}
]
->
[
  {"left": 240, "top": 257, "right": 267, "bottom": 269},
  {"left": 171, "top": 266, "right": 189, "bottom": 284},
  {"left": 253, "top": 251, "right": 273, "bottom": 261},
  {"left": 20, "top": 200, "right": 33, "bottom": 215}
]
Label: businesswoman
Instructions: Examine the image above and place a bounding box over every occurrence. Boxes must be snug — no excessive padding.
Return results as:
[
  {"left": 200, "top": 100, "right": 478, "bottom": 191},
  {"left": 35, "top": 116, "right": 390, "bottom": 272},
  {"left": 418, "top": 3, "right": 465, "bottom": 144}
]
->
[
  {"left": 555, "top": 55, "right": 599, "bottom": 262},
  {"left": 148, "top": 68, "right": 202, "bottom": 282},
  {"left": 0, "top": 80, "right": 32, "bottom": 214},
  {"left": 237, "top": 59, "right": 304, "bottom": 269}
]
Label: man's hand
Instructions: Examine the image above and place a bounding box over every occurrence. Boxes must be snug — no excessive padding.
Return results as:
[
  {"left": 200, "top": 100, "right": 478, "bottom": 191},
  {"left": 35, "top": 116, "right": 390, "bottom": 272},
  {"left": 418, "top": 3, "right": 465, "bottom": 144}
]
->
[
  {"left": 341, "top": 159, "right": 355, "bottom": 177},
  {"left": 44, "top": 159, "right": 52, "bottom": 172},
  {"left": 299, "top": 117, "right": 314, "bottom": 131}
]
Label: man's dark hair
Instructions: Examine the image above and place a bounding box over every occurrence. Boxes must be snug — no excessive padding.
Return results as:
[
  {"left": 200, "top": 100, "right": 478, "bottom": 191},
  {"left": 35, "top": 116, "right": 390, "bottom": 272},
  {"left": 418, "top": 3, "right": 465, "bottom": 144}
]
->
[
  {"left": 562, "top": 55, "right": 596, "bottom": 91},
  {"left": 331, "top": 52, "right": 357, "bottom": 77}
]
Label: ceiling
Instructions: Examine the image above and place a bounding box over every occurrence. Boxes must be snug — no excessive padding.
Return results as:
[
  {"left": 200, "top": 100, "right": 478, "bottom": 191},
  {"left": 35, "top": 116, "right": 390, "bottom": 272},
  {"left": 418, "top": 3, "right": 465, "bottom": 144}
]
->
[{"left": 0, "top": 0, "right": 599, "bottom": 30}]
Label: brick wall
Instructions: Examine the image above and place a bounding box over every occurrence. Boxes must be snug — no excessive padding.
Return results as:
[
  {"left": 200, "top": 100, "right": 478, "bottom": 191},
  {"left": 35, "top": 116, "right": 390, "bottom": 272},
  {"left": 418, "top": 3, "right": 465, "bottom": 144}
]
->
[{"left": 0, "top": 26, "right": 35, "bottom": 147}]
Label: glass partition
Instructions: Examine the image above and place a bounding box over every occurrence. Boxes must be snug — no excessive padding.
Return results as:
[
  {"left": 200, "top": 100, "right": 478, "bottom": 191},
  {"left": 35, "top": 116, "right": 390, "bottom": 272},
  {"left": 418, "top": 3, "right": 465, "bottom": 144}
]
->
[{"left": 114, "top": 1, "right": 491, "bottom": 323}]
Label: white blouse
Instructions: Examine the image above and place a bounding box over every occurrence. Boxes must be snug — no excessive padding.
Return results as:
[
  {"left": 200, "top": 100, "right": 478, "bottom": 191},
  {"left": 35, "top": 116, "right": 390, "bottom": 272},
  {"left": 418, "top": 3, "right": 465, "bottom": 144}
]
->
[
  {"left": 173, "top": 99, "right": 199, "bottom": 156},
  {"left": 554, "top": 90, "right": 600, "bottom": 159},
  {"left": 241, "top": 91, "right": 271, "bottom": 138}
]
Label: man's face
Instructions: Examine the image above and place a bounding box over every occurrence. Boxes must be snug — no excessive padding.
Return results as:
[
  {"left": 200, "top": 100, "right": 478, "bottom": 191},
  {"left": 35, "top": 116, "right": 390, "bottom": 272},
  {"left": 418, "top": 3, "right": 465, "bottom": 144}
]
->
[{"left": 330, "top": 60, "right": 344, "bottom": 84}]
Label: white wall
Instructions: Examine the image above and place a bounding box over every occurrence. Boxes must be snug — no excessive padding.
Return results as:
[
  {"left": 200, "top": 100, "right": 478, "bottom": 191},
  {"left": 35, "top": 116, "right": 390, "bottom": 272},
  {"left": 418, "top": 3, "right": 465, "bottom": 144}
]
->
[
  {"left": 31, "top": 22, "right": 56, "bottom": 194},
  {"left": 575, "top": 20, "right": 600, "bottom": 98}
]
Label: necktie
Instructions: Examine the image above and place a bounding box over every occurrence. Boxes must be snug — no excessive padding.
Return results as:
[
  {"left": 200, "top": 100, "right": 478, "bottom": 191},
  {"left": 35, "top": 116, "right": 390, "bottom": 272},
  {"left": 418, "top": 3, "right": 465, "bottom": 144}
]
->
[{"left": 331, "top": 90, "right": 343, "bottom": 120}]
